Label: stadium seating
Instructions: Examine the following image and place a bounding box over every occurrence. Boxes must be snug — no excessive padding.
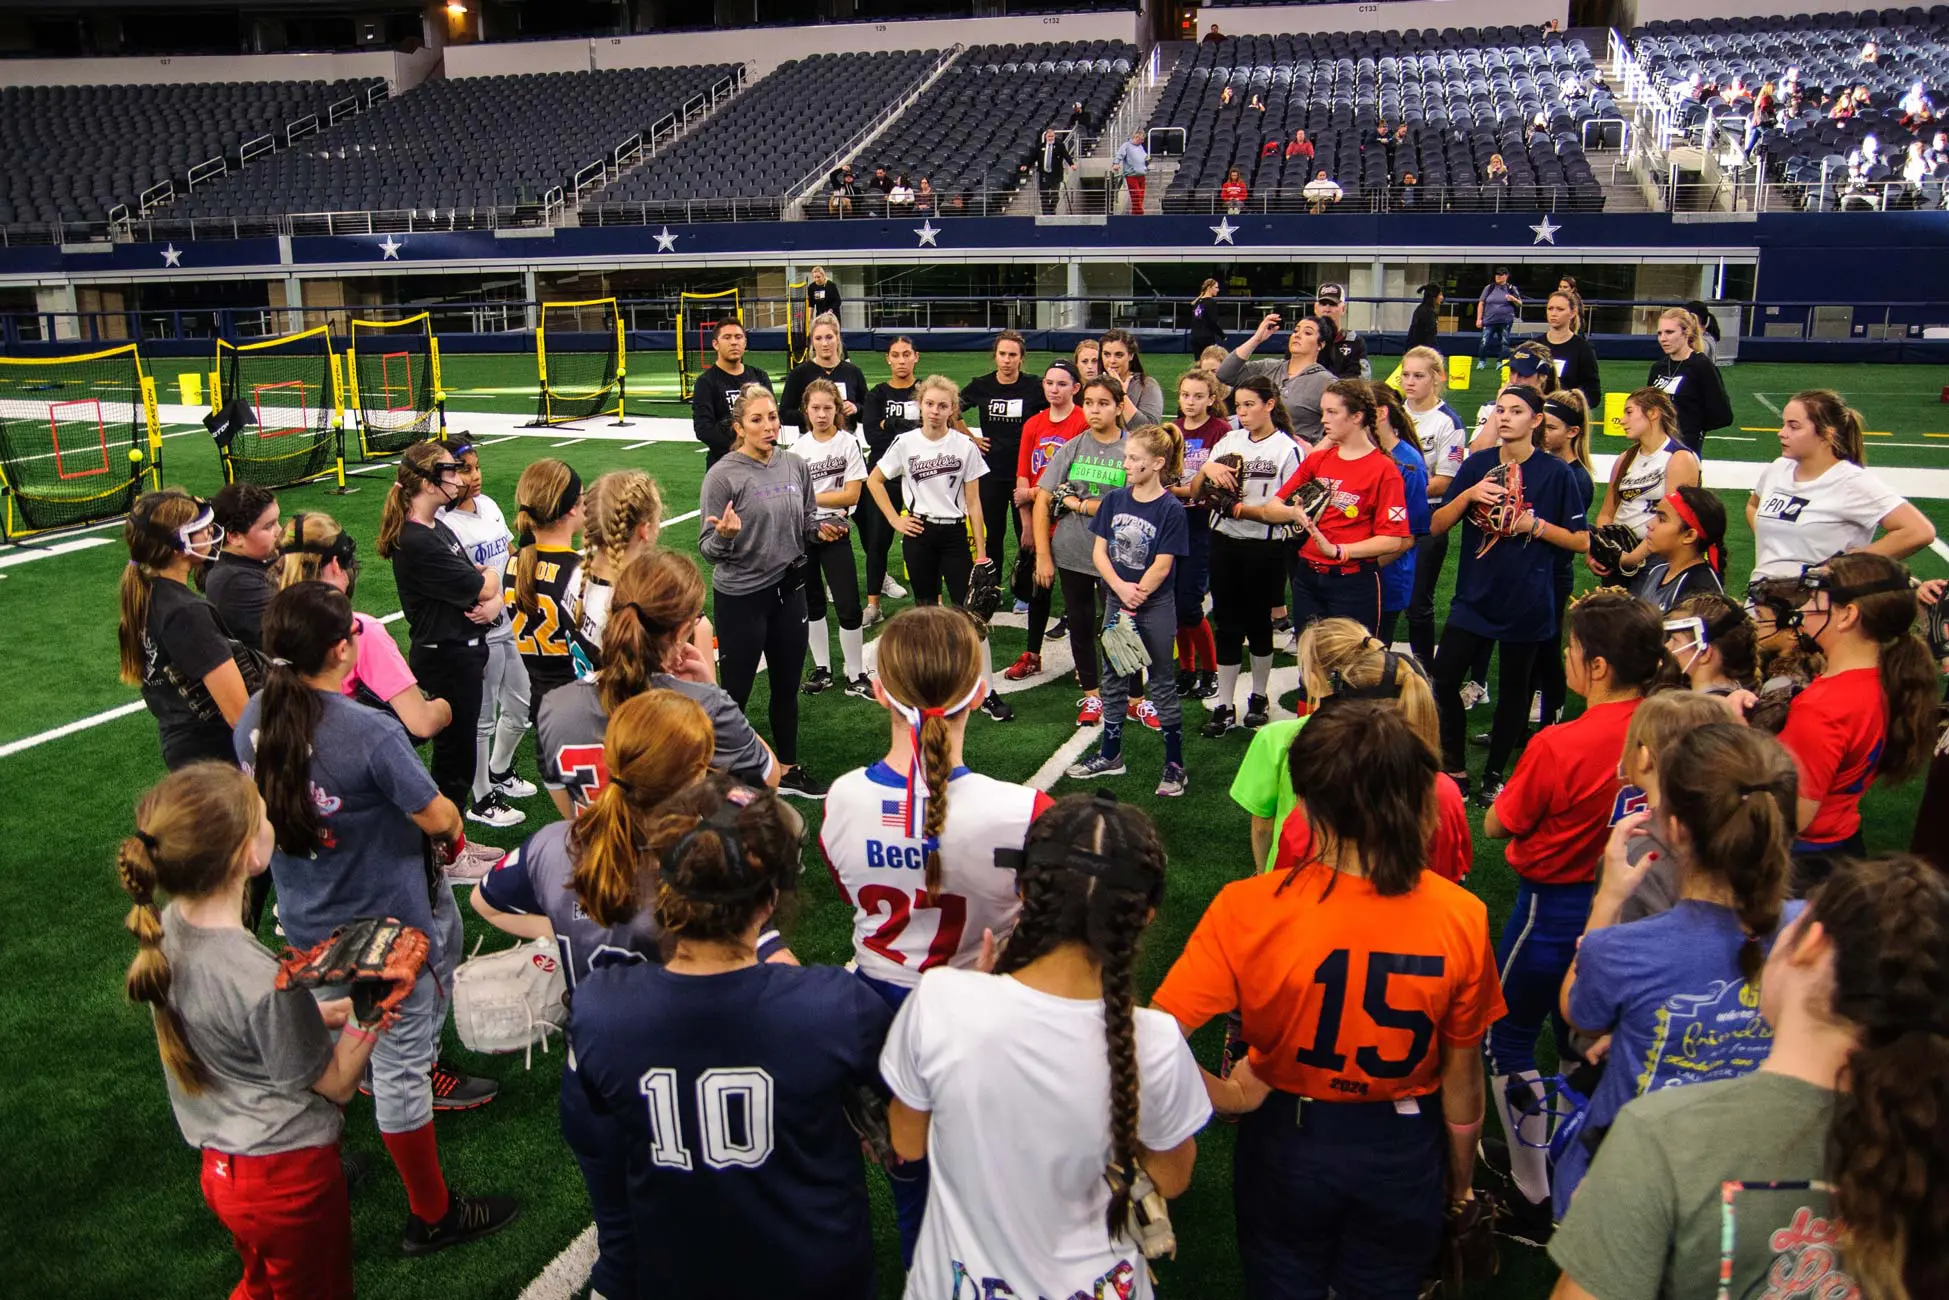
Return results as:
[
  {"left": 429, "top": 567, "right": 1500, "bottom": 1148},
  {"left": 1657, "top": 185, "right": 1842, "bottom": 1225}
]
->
[
  {"left": 848, "top": 42, "right": 1137, "bottom": 211},
  {"left": 1632, "top": 13, "right": 1949, "bottom": 209},
  {"left": 588, "top": 51, "right": 943, "bottom": 223},
  {"left": 1151, "top": 29, "right": 1616, "bottom": 212},
  {"left": 169, "top": 66, "right": 739, "bottom": 226},
  {"left": 0, "top": 79, "right": 381, "bottom": 232}
]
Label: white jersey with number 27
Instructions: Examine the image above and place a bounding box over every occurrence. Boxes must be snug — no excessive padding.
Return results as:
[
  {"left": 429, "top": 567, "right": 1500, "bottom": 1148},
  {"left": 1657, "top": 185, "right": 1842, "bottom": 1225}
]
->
[{"left": 820, "top": 761, "right": 1049, "bottom": 987}]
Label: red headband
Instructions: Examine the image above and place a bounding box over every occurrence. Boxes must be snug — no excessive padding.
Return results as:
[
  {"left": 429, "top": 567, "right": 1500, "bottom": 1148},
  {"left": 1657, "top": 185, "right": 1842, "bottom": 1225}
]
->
[{"left": 1666, "top": 492, "right": 1723, "bottom": 574}]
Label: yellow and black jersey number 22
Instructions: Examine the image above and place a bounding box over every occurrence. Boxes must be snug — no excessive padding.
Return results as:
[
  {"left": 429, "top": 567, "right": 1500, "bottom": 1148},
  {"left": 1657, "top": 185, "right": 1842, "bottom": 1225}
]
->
[{"left": 513, "top": 593, "right": 568, "bottom": 657}]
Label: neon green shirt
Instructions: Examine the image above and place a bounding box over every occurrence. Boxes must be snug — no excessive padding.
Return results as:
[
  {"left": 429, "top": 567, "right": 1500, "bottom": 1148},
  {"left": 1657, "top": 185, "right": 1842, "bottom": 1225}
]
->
[{"left": 1229, "top": 717, "right": 1309, "bottom": 867}]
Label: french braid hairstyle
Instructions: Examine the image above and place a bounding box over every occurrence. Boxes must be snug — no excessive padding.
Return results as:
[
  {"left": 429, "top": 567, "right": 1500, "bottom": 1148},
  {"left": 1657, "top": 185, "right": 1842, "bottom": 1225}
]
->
[
  {"left": 1658, "top": 724, "right": 1795, "bottom": 981},
  {"left": 581, "top": 468, "right": 663, "bottom": 583},
  {"left": 873, "top": 606, "right": 984, "bottom": 903},
  {"left": 570, "top": 690, "right": 714, "bottom": 927},
  {"left": 993, "top": 794, "right": 1168, "bottom": 1242},
  {"left": 120, "top": 762, "right": 264, "bottom": 1093},
  {"left": 1805, "top": 855, "right": 1949, "bottom": 1300}
]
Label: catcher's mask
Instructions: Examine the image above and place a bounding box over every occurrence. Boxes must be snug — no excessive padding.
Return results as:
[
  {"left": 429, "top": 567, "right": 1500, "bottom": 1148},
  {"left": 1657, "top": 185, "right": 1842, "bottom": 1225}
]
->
[
  {"left": 994, "top": 792, "right": 1164, "bottom": 908},
  {"left": 280, "top": 513, "right": 360, "bottom": 596},
  {"left": 1750, "top": 560, "right": 1912, "bottom": 650},
  {"left": 659, "top": 785, "right": 805, "bottom": 903},
  {"left": 135, "top": 493, "right": 224, "bottom": 563}
]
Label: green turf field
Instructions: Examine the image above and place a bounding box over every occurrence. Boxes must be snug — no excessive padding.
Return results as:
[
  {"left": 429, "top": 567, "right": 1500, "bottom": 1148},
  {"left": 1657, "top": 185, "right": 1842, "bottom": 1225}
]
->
[{"left": 3, "top": 352, "right": 1946, "bottom": 1300}]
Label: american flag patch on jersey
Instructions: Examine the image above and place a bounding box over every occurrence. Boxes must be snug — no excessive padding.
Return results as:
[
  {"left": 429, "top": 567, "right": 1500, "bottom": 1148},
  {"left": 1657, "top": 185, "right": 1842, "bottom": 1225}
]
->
[{"left": 881, "top": 799, "right": 909, "bottom": 829}]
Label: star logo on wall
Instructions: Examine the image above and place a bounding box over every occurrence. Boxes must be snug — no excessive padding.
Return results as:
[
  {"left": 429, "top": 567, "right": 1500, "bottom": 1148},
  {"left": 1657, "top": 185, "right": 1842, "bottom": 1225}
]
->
[
  {"left": 653, "top": 226, "right": 679, "bottom": 252},
  {"left": 160, "top": 243, "right": 183, "bottom": 267},
  {"left": 1530, "top": 215, "right": 1561, "bottom": 245},
  {"left": 379, "top": 235, "right": 404, "bottom": 260},
  {"left": 1210, "top": 217, "right": 1239, "bottom": 245},
  {"left": 914, "top": 221, "right": 941, "bottom": 248}
]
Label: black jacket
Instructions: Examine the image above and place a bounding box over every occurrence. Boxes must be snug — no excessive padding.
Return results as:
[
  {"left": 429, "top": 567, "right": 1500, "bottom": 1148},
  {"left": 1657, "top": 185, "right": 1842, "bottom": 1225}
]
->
[
  {"left": 1189, "top": 297, "right": 1227, "bottom": 354},
  {"left": 1646, "top": 352, "right": 1732, "bottom": 450},
  {"left": 1548, "top": 333, "right": 1604, "bottom": 410},
  {"left": 691, "top": 363, "right": 773, "bottom": 464},
  {"left": 1406, "top": 302, "right": 1440, "bottom": 352}
]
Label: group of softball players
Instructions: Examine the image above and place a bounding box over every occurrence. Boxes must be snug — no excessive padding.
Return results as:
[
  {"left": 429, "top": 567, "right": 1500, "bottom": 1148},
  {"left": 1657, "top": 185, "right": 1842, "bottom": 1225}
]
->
[{"left": 110, "top": 286, "right": 1949, "bottom": 1300}]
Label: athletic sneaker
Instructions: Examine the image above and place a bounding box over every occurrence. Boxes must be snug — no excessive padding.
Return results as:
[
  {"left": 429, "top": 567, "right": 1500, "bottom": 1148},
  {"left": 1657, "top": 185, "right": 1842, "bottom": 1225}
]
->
[
  {"left": 489, "top": 768, "right": 537, "bottom": 800},
  {"left": 980, "top": 694, "right": 1014, "bottom": 723},
  {"left": 443, "top": 840, "right": 506, "bottom": 883},
  {"left": 844, "top": 674, "right": 874, "bottom": 698},
  {"left": 466, "top": 792, "right": 524, "bottom": 829},
  {"left": 1175, "top": 668, "right": 1195, "bottom": 697},
  {"left": 802, "top": 667, "right": 834, "bottom": 696},
  {"left": 1155, "top": 763, "right": 1189, "bottom": 797},
  {"left": 1497, "top": 1191, "right": 1555, "bottom": 1248},
  {"left": 881, "top": 575, "right": 908, "bottom": 600},
  {"left": 1459, "top": 680, "right": 1491, "bottom": 710},
  {"left": 1003, "top": 651, "right": 1043, "bottom": 681},
  {"left": 1076, "top": 694, "right": 1104, "bottom": 726},
  {"left": 1271, "top": 614, "right": 1293, "bottom": 634},
  {"left": 1528, "top": 692, "right": 1544, "bottom": 725},
  {"left": 1200, "top": 705, "right": 1237, "bottom": 738},
  {"left": 1243, "top": 694, "right": 1271, "bottom": 728},
  {"left": 861, "top": 603, "right": 884, "bottom": 628},
  {"left": 1067, "top": 750, "right": 1127, "bottom": 780},
  {"left": 1012, "top": 599, "right": 1030, "bottom": 615},
  {"left": 777, "top": 765, "right": 829, "bottom": 799},
  {"left": 434, "top": 1061, "right": 499, "bottom": 1110},
  {"left": 402, "top": 1193, "right": 521, "bottom": 1257},
  {"left": 1048, "top": 615, "right": 1069, "bottom": 640},
  {"left": 1473, "top": 774, "right": 1507, "bottom": 808},
  {"left": 1192, "top": 670, "right": 1218, "bottom": 699},
  {"left": 1133, "top": 698, "right": 1162, "bottom": 731}
]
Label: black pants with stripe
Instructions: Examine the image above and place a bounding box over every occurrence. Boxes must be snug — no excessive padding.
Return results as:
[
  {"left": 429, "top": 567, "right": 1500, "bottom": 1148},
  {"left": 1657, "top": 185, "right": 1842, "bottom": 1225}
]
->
[{"left": 901, "top": 519, "right": 974, "bottom": 608}]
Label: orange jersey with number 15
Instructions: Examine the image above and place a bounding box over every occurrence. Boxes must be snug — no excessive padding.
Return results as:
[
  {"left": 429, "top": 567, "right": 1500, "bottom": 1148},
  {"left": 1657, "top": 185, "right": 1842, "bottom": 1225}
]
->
[{"left": 1154, "top": 862, "right": 1505, "bottom": 1101}]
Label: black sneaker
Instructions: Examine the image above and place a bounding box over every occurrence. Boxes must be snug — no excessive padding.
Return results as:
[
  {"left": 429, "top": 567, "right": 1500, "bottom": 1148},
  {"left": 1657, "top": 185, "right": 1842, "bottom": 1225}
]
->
[
  {"left": 1498, "top": 1189, "right": 1555, "bottom": 1248},
  {"left": 1447, "top": 771, "right": 1472, "bottom": 803},
  {"left": 1271, "top": 614, "right": 1293, "bottom": 634},
  {"left": 402, "top": 1192, "right": 521, "bottom": 1257},
  {"left": 1243, "top": 694, "right": 1271, "bottom": 728},
  {"left": 777, "top": 765, "right": 828, "bottom": 799},
  {"left": 844, "top": 673, "right": 874, "bottom": 699},
  {"left": 1474, "top": 775, "right": 1506, "bottom": 808},
  {"left": 1470, "top": 730, "right": 1492, "bottom": 747},
  {"left": 980, "top": 694, "right": 1014, "bottom": 723},
  {"left": 1200, "top": 705, "right": 1237, "bottom": 738},
  {"left": 431, "top": 1062, "right": 499, "bottom": 1111},
  {"left": 1048, "top": 615, "right": 1068, "bottom": 640},
  {"left": 1191, "top": 670, "right": 1218, "bottom": 699},
  {"left": 1175, "top": 668, "right": 1196, "bottom": 697},
  {"left": 801, "top": 667, "right": 834, "bottom": 696}
]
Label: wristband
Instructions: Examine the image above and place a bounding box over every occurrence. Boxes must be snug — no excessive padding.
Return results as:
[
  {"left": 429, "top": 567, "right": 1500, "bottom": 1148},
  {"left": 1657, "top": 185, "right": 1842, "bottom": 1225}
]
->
[
  {"left": 344, "top": 1025, "right": 376, "bottom": 1045},
  {"left": 1445, "top": 1116, "right": 1484, "bottom": 1134}
]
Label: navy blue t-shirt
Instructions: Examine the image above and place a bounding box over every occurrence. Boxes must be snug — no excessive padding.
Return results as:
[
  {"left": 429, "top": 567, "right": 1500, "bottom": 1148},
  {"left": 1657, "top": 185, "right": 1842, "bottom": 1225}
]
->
[
  {"left": 572, "top": 961, "right": 893, "bottom": 1300},
  {"left": 1443, "top": 448, "right": 1588, "bottom": 642},
  {"left": 1555, "top": 460, "right": 1595, "bottom": 593},
  {"left": 1090, "top": 486, "right": 1189, "bottom": 585},
  {"left": 1384, "top": 440, "right": 1431, "bottom": 613}
]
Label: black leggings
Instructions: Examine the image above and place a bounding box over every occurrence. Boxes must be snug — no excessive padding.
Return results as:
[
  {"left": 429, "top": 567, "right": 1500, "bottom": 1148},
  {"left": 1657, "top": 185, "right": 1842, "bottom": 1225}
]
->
[
  {"left": 1532, "top": 571, "right": 1574, "bottom": 726},
  {"left": 1209, "top": 533, "right": 1286, "bottom": 664},
  {"left": 1433, "top": 625, "right": 1544, "bottom": 780},
  {"left": 977, "top": 469, "right": 1019, "bottom": 567},
  {"left": 1407, "top": 529, "right": 1449, "bottom": 665},
  {"left": 858, "top": 478, "right": 901, "bottom": 594},
  {"left": 902, "top": 519, "right": 974, "bottom": 607},
  {"left": 715, "top": 580, "right": 809, "bottom": 766},
  {"left": 410, "top": 640, "right": 488, "bottom": 814},
  {"left": 805, "top": 532, "right": 863, "bottom": 630},
  {"left": 1059, "top": 566, "right": 1104, "bottom": 692}
]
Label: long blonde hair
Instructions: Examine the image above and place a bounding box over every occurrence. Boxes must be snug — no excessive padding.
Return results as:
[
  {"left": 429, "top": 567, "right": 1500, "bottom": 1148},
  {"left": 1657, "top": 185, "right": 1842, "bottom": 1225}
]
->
[
  {"left": 1298, "top": 618, "right": 1440, "bottom": 756},
  {"left": 874, "top": 607, "right": 985, "bottom": 903},
  {"left": 1659, "top": 306, "right": 1705, "bottom": 352},
  {"left": 274, "top": 511, "right": 349, "bottom": 588}
]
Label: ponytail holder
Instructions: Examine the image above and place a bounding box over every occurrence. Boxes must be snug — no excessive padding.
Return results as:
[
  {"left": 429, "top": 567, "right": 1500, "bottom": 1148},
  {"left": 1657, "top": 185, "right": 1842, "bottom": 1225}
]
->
[
  {"left": 920, "top": 706, "right": 948, "bottom": 720},
  {"left": 270, "top": 657, "right": 293, "bottom": 668},
  {"left": 609, "top": 775, "right": 635, "bottom": 794},
  {"left": 1665, "top": 491, "right": 1724, "bottom": 575},
  {"left": 1737, "top": 781, "right": 1770, "bottom": 799},
  {"left": 885, "top": 679, "right": 986, "bottom": 842},
  {"left": 515, "top": 527, "right": 535, "bottom": 550},
  {"left": 620, "top": 601, "right": 674, "bottom": 635},
  {"left": 134, "top": 829, "right": 160, "bottom": 852}
]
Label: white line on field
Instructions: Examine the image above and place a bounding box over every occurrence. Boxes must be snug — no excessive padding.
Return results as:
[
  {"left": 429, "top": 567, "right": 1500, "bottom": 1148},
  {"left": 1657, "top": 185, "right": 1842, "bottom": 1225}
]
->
[
  {"left": 1931, "top": 537, "right": 1949, "bottom": 568},
  {"left": 515, "top": 1225, "right": 597, "bottom": 1300},
  {"left": 0, "top": 536, "right": 110, "bottom": 568},
  {"left": 551, "top": 438, "right": 588, "bottom": 448},
  {"left": 1753, "top": 392, "right": 1783, "bottom": 418},
  {"left": 0, "top": 700, "right": 147, "bottom": 759}
]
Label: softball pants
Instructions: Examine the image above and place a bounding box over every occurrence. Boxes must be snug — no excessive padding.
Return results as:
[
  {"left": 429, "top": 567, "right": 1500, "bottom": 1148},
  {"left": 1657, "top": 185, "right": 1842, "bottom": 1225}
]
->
[
  {"left": 1433, "top": 626, "right": 1544, "bottom": 781},
  {"left": 858, "top": 479, "right": 902, "bottom": 595},
  {"left": 805, "top": 532, "right": 863, "bottom": 630},
  {"left": 1289, "top": 561, "right": 1384, "bottom": 636},
  {"left": 1100, "top": 593, "right": 1180, "bottom": 743},
  {"left": 472, "top": 634, "right": 531, "bottom": 802},
  {"left": 976, "top": 468, "right": 1019, "bottom": 568},
  {"left": 1532, "top": 569, "right": 1574, "bottom": 728},
  {"left": 901, "top": 518, "right": 973, "bottom": 608},
  {"left": 199, "top": 1142, "right": 353, "bottom": 1300},
  {"left": 1235, "top": 1091, "right": 1445, "bottom": 1300},
  {"left": 1406, "top": 530, "right": 1449, "bottom": 666},
  {"left": 715, "top": 578, "right": 809, "bottom": 767},
  {"left": 409, "top": 640, "right": 488, "bottom": 818},
  {"left": 1209, "top": 534, "right": 1286, "bottom": 663},
  {"left": 1059, "top": 566, "right": 1104, "bottom": 693},
  {"left": 360, "top": 884, "right": 464, "bottom": 1134},
  {"left": 1174, "top": 520, "right": 1211, "bottom": 623},
  {"left": 561, "top": 1066, "right": 635, "bottom": 1300}
]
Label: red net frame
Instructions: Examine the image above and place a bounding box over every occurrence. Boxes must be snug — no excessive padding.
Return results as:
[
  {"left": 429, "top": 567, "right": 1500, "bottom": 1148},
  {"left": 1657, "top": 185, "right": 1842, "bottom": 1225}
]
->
[
  {"left": 47, "top": 398, "right": 111, "bottom": 480},
  {"left": 376, "top": 351, "right": 415, "bottom": 413},
  {"left": 252, "top": 381, "right": 312, "bottom": 439}
]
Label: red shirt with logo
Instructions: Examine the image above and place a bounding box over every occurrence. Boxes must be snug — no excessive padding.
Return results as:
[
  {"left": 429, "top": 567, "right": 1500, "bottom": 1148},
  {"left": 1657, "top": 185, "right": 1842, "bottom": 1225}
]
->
[
  {"left": 1492, "top": 698, "right": 1643, "bottom": 884},
  {"left": 1276, "top": 771, "right": 1473, "bottom": 883},
  {"left": 1779, "top": 667, "right": 1887, "bottom": 845},
  {"left": 1015, "top": 406, "right": 1088, "bottom": 483},
  {"left": 1275, "top": 444, "right": 1410, "bottom": 564}
]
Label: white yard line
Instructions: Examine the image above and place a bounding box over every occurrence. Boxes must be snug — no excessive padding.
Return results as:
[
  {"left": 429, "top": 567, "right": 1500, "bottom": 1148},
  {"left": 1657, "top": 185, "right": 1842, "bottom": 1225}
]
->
[
  {"left": 514, "top": 1226, "right": 597, "bottom": 1300},
  {"left": 1752, "top": 392, "right": 1783, "bottom": 418},
  {"left": 550, "top": 438, "right": 588, "bottom": 448},
  {"left": 0, "top": 700, "right": 147, "bottom": 759},
  {"left": 1931, "top": 537, "right": 1949, "bottom": 568},
  {"left": 0, "top": 536, "right": 110, "bottom": 568}
]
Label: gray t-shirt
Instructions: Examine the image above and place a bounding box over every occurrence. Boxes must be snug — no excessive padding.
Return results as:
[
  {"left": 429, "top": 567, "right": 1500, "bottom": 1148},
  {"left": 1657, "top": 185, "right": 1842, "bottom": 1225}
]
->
[
  {"left": 1038, "top": 431, "right": 1128, "bottom": 574},
  {"left": 536, "top": 675, "right": 775, "bottom": 807},
  {"left": 698, "top": 448, "right": 820, "bottom": 596},
  {"left": 158, "top": 906, "right": 339, "bottom": 1156},
  {"left": 1617, "top": 820, "right": 1683, "bottom": 924},
  {"left": 1550, "top": 1072, "right": 1859, "bottom": 1300},
  {"left": 235, "top": 691, "right": 443, "bottom": 959},
  {"left": 1212, "top": 354, "right": 1334, "bottom": 442}
]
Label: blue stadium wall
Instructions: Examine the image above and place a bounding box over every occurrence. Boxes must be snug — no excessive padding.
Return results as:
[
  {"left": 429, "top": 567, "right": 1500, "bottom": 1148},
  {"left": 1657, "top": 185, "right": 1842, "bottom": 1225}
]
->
[{"left": 5, "top": 209, "right": 1946, "bottom": 361}]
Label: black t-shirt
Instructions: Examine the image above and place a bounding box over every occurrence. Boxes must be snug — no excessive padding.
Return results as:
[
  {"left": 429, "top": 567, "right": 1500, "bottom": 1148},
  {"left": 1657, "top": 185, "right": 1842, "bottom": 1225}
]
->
[
  {"left": 959, "top": 372, "right": 1048, "bottom": 467},
  {"left": 692, "top": 363, "right": 773, "bottom": 466},
  {"left": 203, "top": 552, "right": 279, "bottom": 651},
  {"left": 511, "top": 545, "right": 587, "bottom": 690},
  {"left": 1646, "top": 353, "right": 1733, "bottom": 446},
  {"left": 806, "top": 281, "right": 841, "bottom": 319},
  {"left": 1325, "top": 331, "right": 1367, "bottom": 379},
  {"left": 1407, "top": 302, "right": 1440, "bottom": 352},
  {"left": 1548, "top": 333, "right": 1604, "bottom": 409},
  {"left": 391, "top": 518, "right": 487, "bottom": 647},
  {"left": 861, "top": 381, "right": 921, "bottom": 461},
  {"left": 142, "top": 577, "right": 242, "bottom": 769},
  {"left": 778, "top": 359, "right": 869, "bottom": 433}
]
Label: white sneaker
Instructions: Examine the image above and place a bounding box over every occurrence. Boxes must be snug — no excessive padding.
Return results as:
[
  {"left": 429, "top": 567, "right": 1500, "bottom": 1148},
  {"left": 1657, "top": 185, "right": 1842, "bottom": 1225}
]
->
[
  {"left": 466, "top": 792, "right": 525, "bottom": 828},
  {"left": 861, "top": 603, "right": 883, "bottom": 628},
  {"left": 881, "top": 575, "right": 908, "bottom": 599},
  {"left": 444, "top": 840, "right": 506, "bottom": 882},
  {"left": 1459, "top": 681, "right": 1491, "bottom": 710},
  {"left": 1528, "top": 692, "right": 1544, "bottom": 725},
  {"left": 490, "top": 768, "right": 538, "bottom": 800}
]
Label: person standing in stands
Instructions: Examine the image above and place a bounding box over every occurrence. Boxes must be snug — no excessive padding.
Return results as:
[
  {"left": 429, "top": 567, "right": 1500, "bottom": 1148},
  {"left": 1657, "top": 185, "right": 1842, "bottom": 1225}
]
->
[
  {"left": 1646, "top": 307, "right": 1732, "bottom": 456},
  {"left": 805, "top": 265, "right": 841, "bottom": 326},
  {"left": 205, "top": 483, "right": 280, "bottom": 652},
  {"left": 691, "top": 322, "right": 771, "bottom": 466},
  {"left": 1114, "top": 130, "right": 1149, "bottom": 214},
  {"left": 860, "top": 337, "right": 921, "bottom": 627},
  {"left": 779, "top": 313, "right": 868, "bottom": 437},
  {"left": 1035, "top": 128, "right": 1075, "bottom": 215},
  {"left": 1313, "top": 284, "right": 1368, "bottom": 379},
  {"left": 1406, "top": 284, "right": 1442, "bottom": 354},
  {"left": 960, "top": 330, "right": 1048, "bottom": 573},
  {"left": 1474, "top": 267, "right": 1523, "bottom": 369},
  {"left": 1543, "top": 288, "right": 1602, "bottom": 409}
]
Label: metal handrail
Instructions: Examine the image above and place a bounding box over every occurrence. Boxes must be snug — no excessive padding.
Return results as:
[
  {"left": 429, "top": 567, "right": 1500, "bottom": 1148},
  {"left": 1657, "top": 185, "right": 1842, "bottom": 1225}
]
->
[
  {"left": 240, "top": 133, "right": 276, "bottom": 164},
  {"left": 327, "top": 95, "right": 359, "bottom": 126},
  {"left": 784, "top": 44, "right": 965, "bottom": 219},
  {"left": 287, "top": 113, "right": 319, "bottom": 146}
]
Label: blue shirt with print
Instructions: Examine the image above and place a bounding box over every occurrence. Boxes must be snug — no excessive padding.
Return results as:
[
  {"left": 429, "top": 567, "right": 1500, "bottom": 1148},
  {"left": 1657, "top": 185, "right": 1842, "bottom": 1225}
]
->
[
  {"left": 1442, "top": 448, "right": 1587, "bottom": 642},
  {"left": 1091, "top": 487, "right": 1189, "bottom": 585}
]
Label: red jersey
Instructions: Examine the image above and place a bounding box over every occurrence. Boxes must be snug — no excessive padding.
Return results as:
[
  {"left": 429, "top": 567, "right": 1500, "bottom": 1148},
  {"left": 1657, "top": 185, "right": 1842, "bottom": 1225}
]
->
[
  {"left": 1779, "top": 667, "right": 1887, "bottom": 844},
  {"left": 1492, "top": 698, "right": 1642, "bottom": 884},
  {"left": 1275, "top": 772, "right": 1472, "bottom": 884},
  {"left": 1276, "top": 444, "right": 1410, "bottom": 564},
  {"left": 1015, "top": 407, "right": 1087, "bottom": 483},
  {"left": 1154, "top": 863, "right": 1505, "bottom": 1101}
]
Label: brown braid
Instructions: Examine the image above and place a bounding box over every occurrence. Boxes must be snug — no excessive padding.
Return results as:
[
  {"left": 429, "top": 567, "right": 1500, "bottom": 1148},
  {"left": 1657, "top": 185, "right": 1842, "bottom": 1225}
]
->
[
  {"left": 581, "top": 468, "right": 662, "bottom": 587},
  {"left": 873, "top": 608, "right": 983, "bottom": 904}
]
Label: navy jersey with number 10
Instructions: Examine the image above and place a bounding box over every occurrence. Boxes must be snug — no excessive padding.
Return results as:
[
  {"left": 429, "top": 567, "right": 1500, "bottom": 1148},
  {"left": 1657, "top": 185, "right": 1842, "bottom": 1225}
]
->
[{"left": 571, "top": 961, "right": 893, "bottom": 1300}]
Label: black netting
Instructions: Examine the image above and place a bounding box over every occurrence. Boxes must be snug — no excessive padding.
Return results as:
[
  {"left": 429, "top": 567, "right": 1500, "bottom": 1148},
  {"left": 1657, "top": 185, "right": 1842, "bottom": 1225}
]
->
[
  {"left": 349, "top": 318, "right": 439, "bottom": 458},
  {"left": 534, "top": 301, "right": 621, "bottom": 426},
  {"left": 218, "top": 332, "right": 339, "bottom": 488},
  {"left": 0, "top": 347, "right": 148, "bottom": 539}
]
